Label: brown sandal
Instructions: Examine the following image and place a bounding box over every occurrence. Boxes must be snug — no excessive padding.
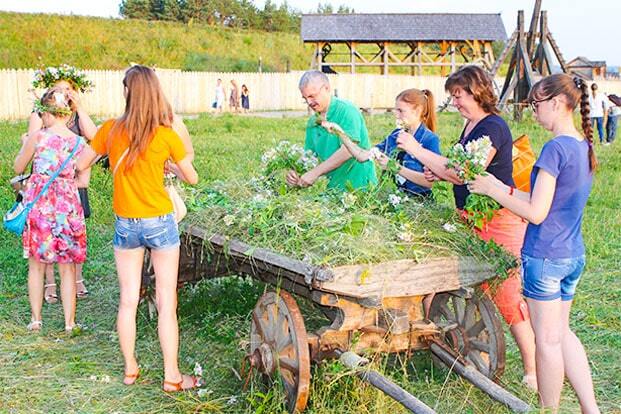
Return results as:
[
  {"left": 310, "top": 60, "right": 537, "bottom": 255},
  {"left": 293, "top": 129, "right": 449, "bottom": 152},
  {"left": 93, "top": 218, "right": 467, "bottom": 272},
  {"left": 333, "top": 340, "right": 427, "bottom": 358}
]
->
[
  {"left": 163, "top": 374, "right": 202, "bottom": 392},
  {"left": 123, "top": 370, "right": 140, "bottom": 385}
]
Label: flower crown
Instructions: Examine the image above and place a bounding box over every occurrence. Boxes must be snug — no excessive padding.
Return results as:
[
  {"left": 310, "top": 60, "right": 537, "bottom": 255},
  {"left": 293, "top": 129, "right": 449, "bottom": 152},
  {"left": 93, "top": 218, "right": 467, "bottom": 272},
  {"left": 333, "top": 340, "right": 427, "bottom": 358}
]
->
[
  {"left": 32, "top": 64, "right": 94, "bottom": 93},
  {"left": 33, "top": 92, "right": 73, "bottom": 117}
]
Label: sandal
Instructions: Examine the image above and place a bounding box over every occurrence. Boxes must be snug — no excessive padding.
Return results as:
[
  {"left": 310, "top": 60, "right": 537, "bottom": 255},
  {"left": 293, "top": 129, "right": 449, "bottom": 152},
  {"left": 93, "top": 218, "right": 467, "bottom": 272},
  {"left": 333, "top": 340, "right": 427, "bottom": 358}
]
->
[
  {"left": 44, "top": 283, "right": 58, "bottom": 304},
  {"left": 123, "top": 369, "right": 140, "bottom": 386},
  {"left": 76, "top": 279, "right": 89, "bottom": 299},
  {"left": 27, "top": 320, "right": 42, "bottom": 331},
  {"left": 163, "top": 374, "right": 202, "bottom": 392}
]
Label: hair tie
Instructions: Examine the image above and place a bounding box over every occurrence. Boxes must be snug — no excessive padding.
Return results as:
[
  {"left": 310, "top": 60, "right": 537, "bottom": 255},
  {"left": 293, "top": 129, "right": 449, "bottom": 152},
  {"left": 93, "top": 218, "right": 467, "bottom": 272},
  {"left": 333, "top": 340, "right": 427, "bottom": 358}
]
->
[{"left": 573, "top": 77, "right": 583, "bottom": 89}]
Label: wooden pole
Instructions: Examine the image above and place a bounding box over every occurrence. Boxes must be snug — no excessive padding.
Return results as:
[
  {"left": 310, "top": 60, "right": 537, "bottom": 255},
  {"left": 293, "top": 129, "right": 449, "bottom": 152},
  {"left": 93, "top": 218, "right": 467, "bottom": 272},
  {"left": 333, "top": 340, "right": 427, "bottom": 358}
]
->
[
  {"left": 450, "top": 42, "right": 456, "bottom": 73},
  {"left": 417, "top": 42, "right": 423, "bottom": 76},
  {"left": 383, "top": 42, "right": 388, "bottom": 76},
  {"left": 338, "top": 351, "right": 437, "bottom": 414},
  {"left": 350, "top": 42, "right": 356, "bottom": 74},
  {"left": 429, "top": 343, "right": 531, "bottom": 413}
]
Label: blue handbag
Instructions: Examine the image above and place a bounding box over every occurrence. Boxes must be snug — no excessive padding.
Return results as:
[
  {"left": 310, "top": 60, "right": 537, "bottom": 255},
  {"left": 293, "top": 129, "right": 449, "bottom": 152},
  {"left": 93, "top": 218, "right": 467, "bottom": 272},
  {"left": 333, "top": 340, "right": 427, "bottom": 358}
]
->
[{"left": 3, "top": 139, "right": 81, "bottom": 235}]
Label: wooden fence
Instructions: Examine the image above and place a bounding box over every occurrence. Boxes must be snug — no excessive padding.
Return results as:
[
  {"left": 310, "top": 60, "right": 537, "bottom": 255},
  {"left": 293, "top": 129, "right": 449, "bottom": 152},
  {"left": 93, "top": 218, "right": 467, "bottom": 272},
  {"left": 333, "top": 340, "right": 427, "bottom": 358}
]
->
[{"left": 2, "top": 69, "right": 621, "bottom": 120}]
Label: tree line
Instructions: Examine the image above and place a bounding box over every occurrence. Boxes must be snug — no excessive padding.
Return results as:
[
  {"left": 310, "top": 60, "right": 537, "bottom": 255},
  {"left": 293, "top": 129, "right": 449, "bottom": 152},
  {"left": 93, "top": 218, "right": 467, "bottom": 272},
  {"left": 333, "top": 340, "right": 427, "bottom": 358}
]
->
[{"left": 119, "top": 1, "right": 354, "bottom": 32}]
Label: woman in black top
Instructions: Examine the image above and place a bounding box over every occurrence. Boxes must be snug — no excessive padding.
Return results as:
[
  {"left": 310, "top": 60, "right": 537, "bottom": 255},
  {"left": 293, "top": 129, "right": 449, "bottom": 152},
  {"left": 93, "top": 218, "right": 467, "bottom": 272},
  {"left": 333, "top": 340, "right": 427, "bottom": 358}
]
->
[
  {"left": 28, "top": 79, "right": 97, "bottom": 302},
  {"left": 396, "top": 65, "right": 538, "bottom": 390}
]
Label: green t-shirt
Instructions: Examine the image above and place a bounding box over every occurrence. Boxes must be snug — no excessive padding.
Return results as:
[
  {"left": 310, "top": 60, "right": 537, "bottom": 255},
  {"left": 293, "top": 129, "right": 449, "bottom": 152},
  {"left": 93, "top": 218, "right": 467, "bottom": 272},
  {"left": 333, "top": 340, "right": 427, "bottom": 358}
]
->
[{"left": 305, "top": 97, "right": 377, "bottom": 191}]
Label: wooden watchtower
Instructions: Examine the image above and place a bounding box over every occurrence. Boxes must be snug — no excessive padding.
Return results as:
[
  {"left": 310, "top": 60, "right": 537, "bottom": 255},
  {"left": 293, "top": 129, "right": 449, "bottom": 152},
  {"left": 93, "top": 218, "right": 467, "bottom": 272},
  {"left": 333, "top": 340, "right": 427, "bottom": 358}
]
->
[
  {"left": 301, "top": 13, "right": 507, "bottom": 76},
  {"left": 491, "top": 0, "right": 568, "bottom": 119}
]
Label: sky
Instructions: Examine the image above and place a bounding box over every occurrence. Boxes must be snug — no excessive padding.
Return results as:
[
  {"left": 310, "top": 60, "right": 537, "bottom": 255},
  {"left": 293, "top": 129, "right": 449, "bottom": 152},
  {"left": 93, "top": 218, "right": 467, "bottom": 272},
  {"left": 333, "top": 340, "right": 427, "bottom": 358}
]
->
[{"left": 1, "top": 0, "right": 618, "bottom": 66}]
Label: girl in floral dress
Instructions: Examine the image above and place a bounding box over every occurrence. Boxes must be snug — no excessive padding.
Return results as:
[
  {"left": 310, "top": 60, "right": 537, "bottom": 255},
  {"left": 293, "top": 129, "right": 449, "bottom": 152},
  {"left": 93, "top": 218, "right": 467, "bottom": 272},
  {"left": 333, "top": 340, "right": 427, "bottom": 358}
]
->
[{"left": 14, "top": 89, "right": 87, "bottom": 332}]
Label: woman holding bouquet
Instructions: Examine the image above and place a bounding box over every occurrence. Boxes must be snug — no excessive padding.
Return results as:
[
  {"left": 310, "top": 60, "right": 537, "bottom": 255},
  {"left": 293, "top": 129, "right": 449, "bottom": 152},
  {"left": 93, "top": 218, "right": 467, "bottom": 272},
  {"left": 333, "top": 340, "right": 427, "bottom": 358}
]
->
[
  {"left": 469, "top": 74, "right": 600, "bottom": 413},
  {"left": 322, "top": 88, "right": 441, "bottom": 198},
  {"left": 396, "top": 65, "right": 537, "bottom": 390}
]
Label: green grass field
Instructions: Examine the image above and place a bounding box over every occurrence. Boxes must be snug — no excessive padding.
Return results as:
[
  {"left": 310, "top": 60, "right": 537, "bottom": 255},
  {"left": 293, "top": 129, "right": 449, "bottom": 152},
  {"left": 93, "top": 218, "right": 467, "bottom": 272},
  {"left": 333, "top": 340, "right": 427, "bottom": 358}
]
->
[
  {"left": 0, "top": 11, "right": 311, "bottom": 72},
  {"left": 0, "top": 112, "right": 619, "bottom": 413}
]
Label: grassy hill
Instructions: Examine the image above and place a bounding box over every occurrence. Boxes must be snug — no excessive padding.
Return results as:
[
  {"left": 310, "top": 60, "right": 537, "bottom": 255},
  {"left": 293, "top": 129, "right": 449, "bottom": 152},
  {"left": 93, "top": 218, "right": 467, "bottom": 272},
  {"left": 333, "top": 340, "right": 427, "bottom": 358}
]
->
[{"left": 0, "top": 11, "right": 312, "bottom": 71}]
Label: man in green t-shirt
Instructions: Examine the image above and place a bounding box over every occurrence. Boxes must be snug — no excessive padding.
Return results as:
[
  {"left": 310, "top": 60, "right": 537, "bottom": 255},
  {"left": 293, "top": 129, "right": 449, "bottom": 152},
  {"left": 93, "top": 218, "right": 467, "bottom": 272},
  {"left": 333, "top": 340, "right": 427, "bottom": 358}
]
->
[{"left": 286, "top": 71, "right": 377, "bottom": 191}]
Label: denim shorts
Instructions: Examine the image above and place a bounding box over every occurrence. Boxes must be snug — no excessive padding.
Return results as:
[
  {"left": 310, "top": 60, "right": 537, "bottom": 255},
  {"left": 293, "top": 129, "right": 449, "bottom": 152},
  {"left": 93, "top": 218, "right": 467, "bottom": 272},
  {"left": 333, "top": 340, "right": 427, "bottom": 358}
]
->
[
  {"left": 521, "top": 253, "right": 586, "bottom": 301},
  {"left": 113, "top": 213, "right": 180, "bottom": 250}
]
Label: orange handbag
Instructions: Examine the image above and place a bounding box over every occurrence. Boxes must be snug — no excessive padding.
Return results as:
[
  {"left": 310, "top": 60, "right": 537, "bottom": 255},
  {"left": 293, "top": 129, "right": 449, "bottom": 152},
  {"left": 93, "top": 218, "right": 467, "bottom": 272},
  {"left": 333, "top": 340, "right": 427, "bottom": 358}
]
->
[{"left": 512, "top": 134, "right": 536, "bottom": 192}]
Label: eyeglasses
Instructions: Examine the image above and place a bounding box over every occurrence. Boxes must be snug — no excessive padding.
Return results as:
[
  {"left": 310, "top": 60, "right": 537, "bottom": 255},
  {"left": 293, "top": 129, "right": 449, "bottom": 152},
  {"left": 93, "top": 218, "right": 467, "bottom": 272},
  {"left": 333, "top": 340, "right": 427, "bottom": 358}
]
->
[{"left": 530, "top": 97, "right": 552, "bottom": 112}]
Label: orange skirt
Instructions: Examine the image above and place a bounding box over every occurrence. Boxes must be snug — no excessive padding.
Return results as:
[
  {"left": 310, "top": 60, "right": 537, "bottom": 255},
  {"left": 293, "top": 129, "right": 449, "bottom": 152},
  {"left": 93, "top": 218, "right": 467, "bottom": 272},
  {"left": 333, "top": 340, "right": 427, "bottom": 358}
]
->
[{"left": 460, "top": 208, "right": 530, "bottom": 325}]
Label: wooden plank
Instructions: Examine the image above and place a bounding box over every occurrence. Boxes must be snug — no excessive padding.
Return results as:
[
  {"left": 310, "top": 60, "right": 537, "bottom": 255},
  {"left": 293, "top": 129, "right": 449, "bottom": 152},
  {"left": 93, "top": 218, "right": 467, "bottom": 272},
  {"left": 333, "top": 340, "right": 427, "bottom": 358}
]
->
[
  {"left": 183, "top": 225, "right": 335, "bottom": 284},
  {"left": 490, "top": 31, "right": 517, "bottom": 76},
  {"left": 317, "top": 257, "right": 495, "bottom": 299}
]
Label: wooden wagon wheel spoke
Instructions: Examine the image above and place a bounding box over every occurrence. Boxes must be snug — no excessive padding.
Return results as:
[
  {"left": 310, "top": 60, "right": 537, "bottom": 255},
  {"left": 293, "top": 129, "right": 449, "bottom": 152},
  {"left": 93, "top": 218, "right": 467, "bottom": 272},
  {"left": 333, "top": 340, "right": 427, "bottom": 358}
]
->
[
  {"left": 279, "top": 357, "right": 299, "bottom": 373},
  {"left": 469, "top": 339, "right": 491, "bottom": 354},
  {"left": 452, "top": 295, "right": 466, "bottom": 324},
  {"left": 467, "top": 350, "right": 490, "bottom": 376},
  {"left": 466, "top": 319, "right": 485, "bottom": 338},
  {"left": 463, "top": 300, "right": 477, "bottom": 330},
  {"left": 250, "top": 291, "right": 311, "bottom": 413}
]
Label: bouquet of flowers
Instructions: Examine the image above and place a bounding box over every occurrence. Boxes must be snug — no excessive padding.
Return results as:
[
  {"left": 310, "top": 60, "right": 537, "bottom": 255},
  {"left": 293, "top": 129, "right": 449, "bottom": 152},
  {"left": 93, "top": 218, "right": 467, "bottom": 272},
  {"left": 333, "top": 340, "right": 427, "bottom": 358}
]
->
[
  {"left": 445, "top": 136, "right": 500, "bottom": 229},
  {"left": 32, "top": 64, "right": 94, "bottom": 92},
  {"left": 261, "top": 140, "right": 319, "bottom": 177}
]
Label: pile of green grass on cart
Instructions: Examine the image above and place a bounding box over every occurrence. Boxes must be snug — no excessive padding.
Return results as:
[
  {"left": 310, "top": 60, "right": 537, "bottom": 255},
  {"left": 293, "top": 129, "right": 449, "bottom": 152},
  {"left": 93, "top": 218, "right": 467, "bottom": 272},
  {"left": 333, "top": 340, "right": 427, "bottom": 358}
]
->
[{"left": 182, "top": 157, "right": 516, "bottom": 276}]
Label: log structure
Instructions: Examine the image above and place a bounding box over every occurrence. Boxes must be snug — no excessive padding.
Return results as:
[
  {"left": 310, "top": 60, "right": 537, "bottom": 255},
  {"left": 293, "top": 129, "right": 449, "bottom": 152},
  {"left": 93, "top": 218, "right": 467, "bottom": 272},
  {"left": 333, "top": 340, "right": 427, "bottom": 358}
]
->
[
  {"left": 491, "top": 0, "right": 569, "bottom": 119},
  {"left": 301, "top": 14, "right": 507, "bottom": 76}
]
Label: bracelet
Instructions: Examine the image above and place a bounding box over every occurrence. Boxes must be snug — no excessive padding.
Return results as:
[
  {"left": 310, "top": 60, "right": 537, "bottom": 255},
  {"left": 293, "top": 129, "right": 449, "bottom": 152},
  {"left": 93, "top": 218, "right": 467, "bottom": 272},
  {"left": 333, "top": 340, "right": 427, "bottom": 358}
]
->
[{"left": 509, "top": 186, "right": 515, "bottom": 196}]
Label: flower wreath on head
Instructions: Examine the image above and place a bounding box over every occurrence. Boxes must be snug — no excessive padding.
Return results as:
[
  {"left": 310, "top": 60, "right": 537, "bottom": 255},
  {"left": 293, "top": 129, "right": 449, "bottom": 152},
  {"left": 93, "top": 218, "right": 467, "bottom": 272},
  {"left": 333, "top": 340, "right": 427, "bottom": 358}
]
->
[
  {"left": 32, "top": 64, "right": 94, "bottom": 93},
  {"left": 32, "top": 92, "right": 73, "bottom": 117}
]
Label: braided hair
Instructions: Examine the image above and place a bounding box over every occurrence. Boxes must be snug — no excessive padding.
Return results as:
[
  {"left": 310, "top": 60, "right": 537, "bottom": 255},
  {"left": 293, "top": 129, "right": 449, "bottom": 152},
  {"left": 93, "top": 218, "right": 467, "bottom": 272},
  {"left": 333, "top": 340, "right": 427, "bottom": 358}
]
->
[{"left": 528, "top": 74, "right": 597, "bottom": 171}]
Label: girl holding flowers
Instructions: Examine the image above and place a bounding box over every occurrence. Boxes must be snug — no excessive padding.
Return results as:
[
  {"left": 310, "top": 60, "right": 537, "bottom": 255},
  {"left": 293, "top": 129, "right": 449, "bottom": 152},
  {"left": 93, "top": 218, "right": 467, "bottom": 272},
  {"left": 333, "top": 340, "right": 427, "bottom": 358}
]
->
[
  {"left": 28, "top": 65, "right": 97, "bottom": 304},
  {"left": 469, "top": 74, "right": 600, "bottom": 413},
  {"left": 77, "top": 65, "right": 200, "bottom": 391},
  {"left": 14, "top": 90, "right": 88, "bottom": 332},
  {"left": 395, "top": 65, "right": 537, "bottom": 390},
  {"left": 322, "top": 88, "right": 441, "bottom": 198}
]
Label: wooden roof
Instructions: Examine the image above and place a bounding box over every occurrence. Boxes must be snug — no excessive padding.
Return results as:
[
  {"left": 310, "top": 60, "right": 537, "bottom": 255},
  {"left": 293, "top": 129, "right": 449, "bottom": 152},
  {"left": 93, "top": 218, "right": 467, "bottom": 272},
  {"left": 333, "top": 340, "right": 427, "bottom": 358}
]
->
[
  {"left": 301, "top": 13, "right": 507, "bottom": 43},
  {"left": 567, "top": 56, "right": 606, "bottom": 68}
]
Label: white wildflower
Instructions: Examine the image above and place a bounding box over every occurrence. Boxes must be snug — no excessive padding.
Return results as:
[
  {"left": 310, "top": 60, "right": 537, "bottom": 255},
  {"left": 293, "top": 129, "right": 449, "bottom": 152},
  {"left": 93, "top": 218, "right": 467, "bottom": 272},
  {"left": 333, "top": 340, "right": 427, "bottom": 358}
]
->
[
  {"left": 442, "top": 223, "right": 457, "bottom": 233},
  {"left": 465, "top": 136, "right": 493, "bottom": 167},
  {"left": 48, "top": 67, "right": 58, "bottom": 76},
  {"left": 398, "top": 232, "right": 413, "bottom": 242},
  {"left": 341, "top": 193, "right": 358, "bottom": 208},
  {"left": 197, "top": 388, "right": 212, "bottom": 398},
  {"left": 227, "top": 396, "right": 238, "bottom": 405},
  {"left": 388, "top": 193, "right": 402, "bottom": 207},
  {"left": 261, "top": 148, "right": 277, "bottom": 164},
  {"left": 395, "top": 118, "right": 407, "bottom": 130},
  {"left": 223, "top": 215, "right": 235, "bottom": 226},
  {"left": 194, "top": 362, "right": 203, "bottom": 377},
  {"left": 101, "top": 375, "right": 111, "bottom": 383},
  {"left": 89, "top": 375, "right": 97, "bottom": 381},
  {"left": 368, "top": 147, "right": 383, "bottom": 161}
]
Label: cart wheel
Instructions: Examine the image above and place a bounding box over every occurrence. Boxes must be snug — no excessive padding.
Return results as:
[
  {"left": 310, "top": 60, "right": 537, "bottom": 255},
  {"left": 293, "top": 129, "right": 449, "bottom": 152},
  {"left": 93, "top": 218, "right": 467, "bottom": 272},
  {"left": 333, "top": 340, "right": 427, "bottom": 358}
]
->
[
  {"left": 250, "top": 290, "right": 311, "bottom": 413},
  {"left": 429, "top": 290, "right": 506, "bottom": 380},
  {"left": 140, "top": 250, "right": 158, "bottom": 318}
]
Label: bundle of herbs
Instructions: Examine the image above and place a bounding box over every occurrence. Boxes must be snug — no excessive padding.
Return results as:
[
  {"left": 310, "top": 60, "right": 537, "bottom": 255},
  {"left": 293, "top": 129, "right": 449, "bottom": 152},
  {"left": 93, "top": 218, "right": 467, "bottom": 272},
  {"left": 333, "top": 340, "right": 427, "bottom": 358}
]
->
[{"left": 182, "top": 140, "right": 515, "bottom": 278}]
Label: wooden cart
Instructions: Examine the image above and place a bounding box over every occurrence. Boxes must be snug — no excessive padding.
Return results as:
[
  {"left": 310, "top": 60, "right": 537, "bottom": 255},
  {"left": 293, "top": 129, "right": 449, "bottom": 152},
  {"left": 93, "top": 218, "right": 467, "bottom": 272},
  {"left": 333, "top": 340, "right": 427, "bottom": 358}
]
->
[{"left": 142, "top": 225, "right": 529, "bottom": 413}]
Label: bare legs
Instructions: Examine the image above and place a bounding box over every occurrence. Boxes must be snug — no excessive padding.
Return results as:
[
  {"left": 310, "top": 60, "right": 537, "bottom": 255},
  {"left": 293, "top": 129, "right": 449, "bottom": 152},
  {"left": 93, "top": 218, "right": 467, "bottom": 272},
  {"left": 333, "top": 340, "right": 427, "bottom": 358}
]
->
[
  {"left": 115, "top": 246, "right": 192, "bottom": 387},
  {"left": 115, "top": 247, "right": 143, "bottom": 383},
  {"left": 510, "top": 320, "right": 537, "bottom": 389},
  {"left": 28, "top": 258, "right": 76, "bottom": 328},
  {"left": 527, "top": 298, "right": 599, "bottom": 413},
  {"left": 45, "top": 263, "right": 87, "bottom": 298}
]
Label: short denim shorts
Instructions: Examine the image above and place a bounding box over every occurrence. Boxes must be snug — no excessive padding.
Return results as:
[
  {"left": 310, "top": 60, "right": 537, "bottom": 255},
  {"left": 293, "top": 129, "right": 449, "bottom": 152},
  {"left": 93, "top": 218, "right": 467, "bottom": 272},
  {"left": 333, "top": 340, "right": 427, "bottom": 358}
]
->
[
  {"left": 521, "top": 253, "right": 586, "bottom": 301},
  {"left": 113, "top": 213, "right": 180, "bottom": 250}
]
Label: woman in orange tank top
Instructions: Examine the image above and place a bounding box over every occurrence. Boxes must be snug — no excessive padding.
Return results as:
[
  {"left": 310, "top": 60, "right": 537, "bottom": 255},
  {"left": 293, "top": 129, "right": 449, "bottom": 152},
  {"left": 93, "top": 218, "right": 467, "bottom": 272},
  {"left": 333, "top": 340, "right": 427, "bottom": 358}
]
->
[{"left": 78, "top": 65, "right": 200, "bottom": 392}]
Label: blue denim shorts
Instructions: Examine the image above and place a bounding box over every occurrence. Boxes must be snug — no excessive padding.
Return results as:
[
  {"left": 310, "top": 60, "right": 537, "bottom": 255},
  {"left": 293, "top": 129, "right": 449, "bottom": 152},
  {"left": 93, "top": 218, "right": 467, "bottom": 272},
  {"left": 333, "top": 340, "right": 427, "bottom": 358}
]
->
[
  {"left": 521, "top": 254, "right": 586, "bottom": 301},
  {"left": 113, "top": 214, "right": 180, "bottom": 250}
]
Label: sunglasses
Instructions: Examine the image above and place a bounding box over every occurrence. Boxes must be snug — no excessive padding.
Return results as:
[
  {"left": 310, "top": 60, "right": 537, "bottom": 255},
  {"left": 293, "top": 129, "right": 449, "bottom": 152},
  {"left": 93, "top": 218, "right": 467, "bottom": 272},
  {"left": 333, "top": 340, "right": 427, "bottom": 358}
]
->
[{"left": 530, "top": 97, "right": 552, "bottom": 112}]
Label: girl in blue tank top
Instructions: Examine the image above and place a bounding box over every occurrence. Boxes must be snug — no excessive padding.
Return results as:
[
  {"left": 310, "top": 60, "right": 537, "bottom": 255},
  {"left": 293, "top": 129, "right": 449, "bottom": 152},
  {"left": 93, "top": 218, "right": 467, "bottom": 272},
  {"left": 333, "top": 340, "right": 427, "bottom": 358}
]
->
[{"left": 469, "top": 74, "right": 600, "bottom": 413}]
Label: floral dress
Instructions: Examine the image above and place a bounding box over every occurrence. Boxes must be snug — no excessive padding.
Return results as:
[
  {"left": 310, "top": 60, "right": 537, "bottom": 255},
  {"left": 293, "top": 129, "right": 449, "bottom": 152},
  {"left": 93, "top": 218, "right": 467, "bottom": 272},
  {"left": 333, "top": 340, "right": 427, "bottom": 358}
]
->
[{"left": 22, "top": 131, "right": 86, "bottom": 264}]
